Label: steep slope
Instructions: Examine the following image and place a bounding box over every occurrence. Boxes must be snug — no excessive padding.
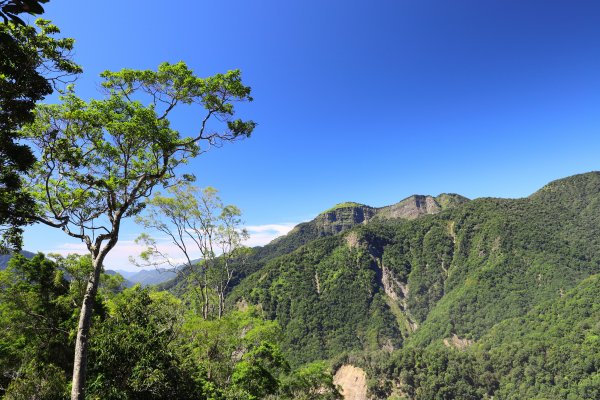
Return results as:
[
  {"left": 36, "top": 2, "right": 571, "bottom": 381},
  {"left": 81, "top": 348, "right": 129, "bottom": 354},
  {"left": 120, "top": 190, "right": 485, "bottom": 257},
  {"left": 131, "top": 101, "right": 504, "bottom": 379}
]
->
[
  {"left": 376, "top": 193, "right": 468, "bottom": 220},
  {"left": 365, "top": 273, "right": 600, "bottom": 399},
  {"left": 229, "top": 172, "right": 600, "bottom": 372},
  {"left": 163, "top": 193, "right": 466, "bottom": 292}
]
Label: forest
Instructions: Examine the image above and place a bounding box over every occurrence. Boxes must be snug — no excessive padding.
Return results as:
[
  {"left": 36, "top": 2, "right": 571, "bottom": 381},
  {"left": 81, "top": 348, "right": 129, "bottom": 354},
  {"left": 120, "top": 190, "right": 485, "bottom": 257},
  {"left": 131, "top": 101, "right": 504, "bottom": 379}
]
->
[{"left": 1, "top": 1, "right": 600, "bottom": 399}]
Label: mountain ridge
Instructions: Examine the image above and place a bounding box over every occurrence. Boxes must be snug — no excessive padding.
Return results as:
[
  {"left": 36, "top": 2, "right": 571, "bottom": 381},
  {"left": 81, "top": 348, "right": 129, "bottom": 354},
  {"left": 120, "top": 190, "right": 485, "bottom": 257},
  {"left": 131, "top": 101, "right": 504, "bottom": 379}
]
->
[{"left": 227, "top": 171, "right": 600, "bottom": 375}]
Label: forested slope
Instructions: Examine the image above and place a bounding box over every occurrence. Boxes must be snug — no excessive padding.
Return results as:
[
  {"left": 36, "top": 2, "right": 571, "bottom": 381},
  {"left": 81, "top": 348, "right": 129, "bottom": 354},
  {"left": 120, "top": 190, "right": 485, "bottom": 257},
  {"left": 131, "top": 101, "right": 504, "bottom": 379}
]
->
[{"left": 228, "top": 172, "right": 600, "bottom": 398}]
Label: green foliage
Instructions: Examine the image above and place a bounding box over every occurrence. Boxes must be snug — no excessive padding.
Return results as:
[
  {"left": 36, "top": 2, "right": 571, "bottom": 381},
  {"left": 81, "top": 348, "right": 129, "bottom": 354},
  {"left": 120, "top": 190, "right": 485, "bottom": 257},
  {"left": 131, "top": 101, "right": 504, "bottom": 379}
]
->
[
  {"left": 0, "top": 251, "right": 337, "bottom": 398},
  {"left": 366, "top": 274, "right": 600, "bottom": 399},
  {"left": 3, "top": 360, "right": 70, "bottom": 400},
  {"left": 18, "top": 60, "right": 254, "bottom": 396},
  {"left": 323, "top": 202, "right": 368, "bottom": 213},
  {"left": 179, "top": 307, "right": 282, "bottom": 396},
  {"left": 278, "top": 361, "right": 341, "bottom": 400},
  {"left": 0, "top": 253, "right": 132, "bottom": 397},
  {"left": 87, "top": 287, "right": 198, "bottom": 400},
  {"left": 229, "top": 172, "right": 600, "bottom": 398},
  {"left": 135, "top": 184, "right": 249, "bottom": 319},
  {"left": 0, "top": 254, "right": 74, "bottom": 398},
  {"left": 230, "top": 341, "right": 288, "bottom": 399},
  {"left": 0, "top": 18, "right": 80, "bottom": 251},
  {"left": 481, "top": 274, "right": 600, "bottom": 399},
  {"left": 231, "top": 230, "right": 403, "bottom": 366},
  {"left": 19, "top": 60, "right": 254, "bottom": 250},
  {"left": 0, "top": 1, "right": 49, "bottom": 25}
]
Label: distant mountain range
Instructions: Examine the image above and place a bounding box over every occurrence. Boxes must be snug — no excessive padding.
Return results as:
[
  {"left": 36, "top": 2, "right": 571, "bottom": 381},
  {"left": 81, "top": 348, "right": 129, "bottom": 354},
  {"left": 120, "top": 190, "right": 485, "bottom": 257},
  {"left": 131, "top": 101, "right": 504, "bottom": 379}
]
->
[
  {"left": 1, "top": 250, "right": 175, "bottom": 287},
  {"left": 109, "top": 268, "right": 177, "bottom": 287}
]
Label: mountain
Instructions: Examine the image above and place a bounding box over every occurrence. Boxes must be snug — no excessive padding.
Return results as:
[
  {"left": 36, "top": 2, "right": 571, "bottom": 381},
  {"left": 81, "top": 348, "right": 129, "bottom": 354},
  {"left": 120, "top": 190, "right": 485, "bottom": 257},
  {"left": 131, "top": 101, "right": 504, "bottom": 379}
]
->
[
  {"left": 112, "top": 268, "right": 177, "bottom": 287},
  {"left": 1, "top": 251, "right": 173, "bottom": 288},
  {"left": 224, "top": 172, "right": 600, "bottom": 398},
  {"left": 268, "top": 193, "right": 468, "bottom": 256},
  {"left": 126, "top": 268, "right": 178, "bottom": 286},
  {"left": 161, "top": 193, "right": 468, "bottom": 292}
]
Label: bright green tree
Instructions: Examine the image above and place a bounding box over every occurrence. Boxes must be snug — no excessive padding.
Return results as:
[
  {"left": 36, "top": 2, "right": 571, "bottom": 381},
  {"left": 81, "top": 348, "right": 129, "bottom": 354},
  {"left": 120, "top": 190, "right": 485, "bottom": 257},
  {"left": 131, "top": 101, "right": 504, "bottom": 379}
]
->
[
  {"left": 19, "top": 62, "right": 255, "bottom": 399},
  {"left": 87, "top": 287, "right": 198, "bottom": 400},
  {"left": 134, "top": 184, "right": 249, "bottom": 319},
  {"left": 0, "top": 253, "right": 73, "bottom": 399}
]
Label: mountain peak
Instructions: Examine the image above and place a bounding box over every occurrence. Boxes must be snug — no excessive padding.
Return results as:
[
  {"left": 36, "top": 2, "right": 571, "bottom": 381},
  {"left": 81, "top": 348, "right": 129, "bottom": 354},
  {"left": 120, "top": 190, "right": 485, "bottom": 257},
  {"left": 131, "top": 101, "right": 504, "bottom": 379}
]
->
[
  {"left": 316, "top": 203, "right": 377, "bottom": 235},
  {"left": 322, "top": 202, "right": 370, "bottom": 213},
  {"left": 377, "top": 193, "right": 469, "bottom": 220}
]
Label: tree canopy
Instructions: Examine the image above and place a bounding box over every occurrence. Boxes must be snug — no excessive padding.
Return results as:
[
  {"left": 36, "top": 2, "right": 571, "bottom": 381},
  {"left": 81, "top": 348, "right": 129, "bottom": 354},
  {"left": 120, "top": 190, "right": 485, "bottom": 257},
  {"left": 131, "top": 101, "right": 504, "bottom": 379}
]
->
[
  {"left": 18, "top": 61, "right": 255, "bottom": 399},
  {"left": 0, "top": 16, "right": 80, "bottom": 251}
]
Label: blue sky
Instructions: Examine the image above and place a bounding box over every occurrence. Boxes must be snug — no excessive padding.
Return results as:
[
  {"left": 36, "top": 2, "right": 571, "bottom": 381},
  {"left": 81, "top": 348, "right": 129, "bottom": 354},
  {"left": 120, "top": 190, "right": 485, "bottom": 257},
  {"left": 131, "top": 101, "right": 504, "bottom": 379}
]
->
[{"left": 23, "top": 0, "right": 600, "bottom": 269}]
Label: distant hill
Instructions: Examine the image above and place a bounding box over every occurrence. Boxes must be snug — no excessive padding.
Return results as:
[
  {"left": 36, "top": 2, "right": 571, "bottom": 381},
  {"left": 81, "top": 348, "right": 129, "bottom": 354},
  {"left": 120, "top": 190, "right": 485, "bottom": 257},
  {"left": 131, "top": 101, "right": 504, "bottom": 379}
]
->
[
  {"left": 113, "top": 268, "right": 178, "bottom": 287},
  {"left": 1, "top": 251, "right": 174, "bottom": 287}
]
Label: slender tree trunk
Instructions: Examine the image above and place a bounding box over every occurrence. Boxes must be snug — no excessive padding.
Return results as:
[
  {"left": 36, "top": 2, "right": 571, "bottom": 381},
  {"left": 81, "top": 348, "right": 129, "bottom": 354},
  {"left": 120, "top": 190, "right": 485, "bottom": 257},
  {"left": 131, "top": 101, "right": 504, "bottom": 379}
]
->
[
  {"left": 203, "top": 273, "right": 209, "bottom": 319},
  {"left": 70, "top": 255, "right": 104, "bottom": 400},
  {"left": 218, "top": 290, "right": 225, "bottom": 319}
]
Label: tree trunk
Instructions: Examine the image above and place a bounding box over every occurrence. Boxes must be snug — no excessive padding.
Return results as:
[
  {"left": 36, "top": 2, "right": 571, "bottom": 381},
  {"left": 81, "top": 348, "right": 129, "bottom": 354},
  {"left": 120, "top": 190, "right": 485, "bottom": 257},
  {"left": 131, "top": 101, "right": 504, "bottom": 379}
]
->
[{"left": 70, "top": 255, "right": 104, "bottom": 400}]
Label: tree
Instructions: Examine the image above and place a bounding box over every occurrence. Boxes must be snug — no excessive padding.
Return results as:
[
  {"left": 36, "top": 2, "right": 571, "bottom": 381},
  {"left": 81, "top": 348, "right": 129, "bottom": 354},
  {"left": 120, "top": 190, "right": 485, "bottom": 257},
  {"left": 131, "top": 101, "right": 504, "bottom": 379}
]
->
[
  {"left": 1, "top": 1, "right": 49, "bottom": 24},
  {"left": 135, "top": 184, "right": 249, "bottom": 319},
  {"left": 19, "top": 62, "right": 255, "bottom": 399},
  {"left": 180, "top": 306, "right": 286, "bottom": 399},
  {"left": 277, "top": 361, "right": 341, "bottom": 400},
  {"left": 0, "top": 16, "right": 81, "bottom": 251},
  {"left": 0, "top": 253, "right": 73, "bottom": 398},
  {"left": 87, "top": 287, "right": 198, "bottom": 400}
]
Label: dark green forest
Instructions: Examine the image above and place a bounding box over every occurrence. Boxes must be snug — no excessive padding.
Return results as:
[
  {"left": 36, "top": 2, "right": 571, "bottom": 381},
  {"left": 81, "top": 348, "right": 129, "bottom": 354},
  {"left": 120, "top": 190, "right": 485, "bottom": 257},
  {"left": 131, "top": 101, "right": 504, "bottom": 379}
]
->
[
  {"left": 3, "top": 172, "right": 599, "bottom": 398},
  {"left": 224, "top": 172, "right": 600, "bottom": 399}
]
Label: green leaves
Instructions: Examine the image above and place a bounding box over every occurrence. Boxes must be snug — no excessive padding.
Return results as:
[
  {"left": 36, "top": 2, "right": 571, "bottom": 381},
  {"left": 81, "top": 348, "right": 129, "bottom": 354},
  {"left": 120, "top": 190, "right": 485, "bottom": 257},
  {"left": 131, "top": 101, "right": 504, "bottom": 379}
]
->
[
  {"left": 100, "top": 63, "right": 255, "bottom": 141},
  {"left": 0, "top": 18, "right": 81, "bottom": 251},
  {"left": 20, "top": 61, "right": 254, "bottom": 253},
  {"left": 0, "top": 1, "right": 49, "bottom": 25}
]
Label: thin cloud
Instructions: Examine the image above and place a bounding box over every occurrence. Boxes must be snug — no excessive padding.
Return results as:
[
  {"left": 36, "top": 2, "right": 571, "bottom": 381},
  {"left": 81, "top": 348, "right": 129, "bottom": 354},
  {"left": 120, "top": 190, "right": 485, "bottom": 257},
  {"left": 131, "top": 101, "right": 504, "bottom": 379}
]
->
[
  {"left": 244, "top": 223, "right": 296, "bottom": 247},
  {"left": 44, "top": 222, "right": 298, "bottom": 271}
]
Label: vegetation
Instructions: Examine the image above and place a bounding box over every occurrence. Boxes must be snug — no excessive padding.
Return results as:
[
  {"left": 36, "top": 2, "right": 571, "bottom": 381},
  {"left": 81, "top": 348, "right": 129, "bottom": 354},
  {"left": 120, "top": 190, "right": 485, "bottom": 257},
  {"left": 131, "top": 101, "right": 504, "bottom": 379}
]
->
[
  {"left": 228, "top": 172, "right": 600, "bottom": 398},
  {"left": 18, "top": 61, "right": 255, "bottom": 398},
  {"left": 135, "top": 184, "right": 249, "bottom": 319},
  {"left": 323, "top": 202, "right": 369, "bottom": 213},
  {"left": 1, "top": 17, "right": 599, "bottom": 395},
  {"left": 1, "top": 172, "right": 600, "bottom": 398},
  {"left": 0, "top": 16, "right": 80, "bottom": 251},
  {"left": 0, "top": 254, "right": 341, "bottom": 399}
]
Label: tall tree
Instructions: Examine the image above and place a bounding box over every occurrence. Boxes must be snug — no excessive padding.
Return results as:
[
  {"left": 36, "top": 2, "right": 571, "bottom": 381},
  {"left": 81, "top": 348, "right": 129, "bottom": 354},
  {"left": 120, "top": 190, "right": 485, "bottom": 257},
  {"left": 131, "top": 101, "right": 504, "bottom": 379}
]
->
[
  {"left": 0, "top": 15, "right": 81, "bottom": 251},
  {"left": 19, "top": 62, "right": 255, "bottom": 400},
  {"left": 135, "top": 184, "right": 249, "bottom": 319}
]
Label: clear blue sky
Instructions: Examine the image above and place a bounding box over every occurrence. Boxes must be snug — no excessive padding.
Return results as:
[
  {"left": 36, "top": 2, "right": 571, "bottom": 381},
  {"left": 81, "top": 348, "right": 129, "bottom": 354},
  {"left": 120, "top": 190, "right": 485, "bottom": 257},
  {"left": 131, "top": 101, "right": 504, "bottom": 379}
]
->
[{"left": 23, "top": 0, "right": 600, "bottom": 269}]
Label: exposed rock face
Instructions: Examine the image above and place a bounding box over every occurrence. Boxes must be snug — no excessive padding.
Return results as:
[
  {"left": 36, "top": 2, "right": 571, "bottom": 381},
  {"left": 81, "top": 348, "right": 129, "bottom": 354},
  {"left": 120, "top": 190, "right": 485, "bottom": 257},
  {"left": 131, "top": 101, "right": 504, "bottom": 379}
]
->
[
  {"left": 378, "top": 195, "right": 440, "bottom": 220},
  {"left": 377, "top": 193, "right": 469, "bottom": 220},
  {"left": 443, "top": 334, "right": 474, "bottom": 350},
  {"left": 314, "top": 204, "right": 377, "bottom": 235},
  {"left": 310, "top": 193, "right": 469, "bottom": 238},
  {"left": 235, "top": 193, "right": 469, "bottom": 282},
  {"left": 333, "top": 365, "right": 368, "bottom": 400}
]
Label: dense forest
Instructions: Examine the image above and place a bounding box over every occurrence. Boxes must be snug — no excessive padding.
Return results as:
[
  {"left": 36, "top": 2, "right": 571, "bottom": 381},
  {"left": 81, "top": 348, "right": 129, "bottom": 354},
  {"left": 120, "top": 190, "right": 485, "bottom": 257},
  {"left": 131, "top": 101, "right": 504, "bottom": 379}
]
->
[{"left": 2, "top": 172, "right": 600, "bottom": 399}]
